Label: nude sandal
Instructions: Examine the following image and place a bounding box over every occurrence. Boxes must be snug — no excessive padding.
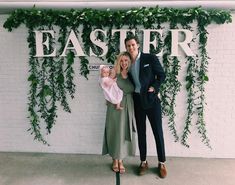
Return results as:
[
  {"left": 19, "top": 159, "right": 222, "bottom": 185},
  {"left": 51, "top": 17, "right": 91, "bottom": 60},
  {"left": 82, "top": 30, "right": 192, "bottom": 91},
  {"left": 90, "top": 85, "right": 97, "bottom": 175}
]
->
[
  {"left": 112, "top": 159, "right": 119, "bottom": 172},
  {"left": 118, "top": 161, "right": 125, "bottom": 174}
]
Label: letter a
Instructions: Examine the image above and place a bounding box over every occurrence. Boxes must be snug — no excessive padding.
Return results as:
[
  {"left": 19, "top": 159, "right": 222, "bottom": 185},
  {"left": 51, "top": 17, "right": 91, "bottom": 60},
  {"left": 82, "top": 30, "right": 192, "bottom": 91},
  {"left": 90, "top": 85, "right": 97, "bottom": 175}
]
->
[{"left": 61, "top": 30, "right": 86, "bottom": 57}]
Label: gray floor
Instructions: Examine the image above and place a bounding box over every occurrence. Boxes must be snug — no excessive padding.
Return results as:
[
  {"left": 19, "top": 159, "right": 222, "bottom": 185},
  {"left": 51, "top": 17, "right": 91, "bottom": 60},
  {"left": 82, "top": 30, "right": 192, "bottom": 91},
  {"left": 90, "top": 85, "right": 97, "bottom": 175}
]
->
[{"left": 0, "top": 152, "right": 234, "bottom": 185}]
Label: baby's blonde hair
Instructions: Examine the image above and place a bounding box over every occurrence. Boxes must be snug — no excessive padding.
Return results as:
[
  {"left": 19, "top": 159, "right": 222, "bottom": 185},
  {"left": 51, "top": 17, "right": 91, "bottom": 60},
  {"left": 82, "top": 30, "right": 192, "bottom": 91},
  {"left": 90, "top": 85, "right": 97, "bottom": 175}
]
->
[{"left": 100, "top": 65, "right": 110, "bottom": 77}]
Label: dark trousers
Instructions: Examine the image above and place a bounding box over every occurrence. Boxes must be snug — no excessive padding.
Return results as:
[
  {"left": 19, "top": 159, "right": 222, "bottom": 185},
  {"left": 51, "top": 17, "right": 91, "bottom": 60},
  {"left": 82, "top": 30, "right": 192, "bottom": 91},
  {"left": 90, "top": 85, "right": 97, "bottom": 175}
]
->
[{"left": 133, "top": 93, "right": 166, "bottom": 162}]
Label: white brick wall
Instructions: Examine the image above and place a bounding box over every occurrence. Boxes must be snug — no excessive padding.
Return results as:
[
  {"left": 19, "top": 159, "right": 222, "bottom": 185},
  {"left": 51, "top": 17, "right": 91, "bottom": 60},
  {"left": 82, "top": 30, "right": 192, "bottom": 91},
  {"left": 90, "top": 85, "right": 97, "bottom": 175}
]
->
[{"left": 0, "top": 14, "right": 235, "bottom": 158}]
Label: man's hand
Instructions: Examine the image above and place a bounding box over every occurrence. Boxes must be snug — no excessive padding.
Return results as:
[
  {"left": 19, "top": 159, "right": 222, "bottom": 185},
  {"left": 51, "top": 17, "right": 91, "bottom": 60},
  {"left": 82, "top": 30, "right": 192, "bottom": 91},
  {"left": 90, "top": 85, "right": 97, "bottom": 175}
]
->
[{"left": 148, "top": 86, "right": 155, "bottom": 92}]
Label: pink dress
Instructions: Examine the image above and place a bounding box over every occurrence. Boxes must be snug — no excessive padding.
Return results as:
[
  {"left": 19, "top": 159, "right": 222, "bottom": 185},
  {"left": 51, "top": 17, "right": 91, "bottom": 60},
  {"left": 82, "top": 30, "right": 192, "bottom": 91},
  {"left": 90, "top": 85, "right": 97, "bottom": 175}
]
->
[{"left": 99, "top": 77, "right": 123, "bottom": 104}]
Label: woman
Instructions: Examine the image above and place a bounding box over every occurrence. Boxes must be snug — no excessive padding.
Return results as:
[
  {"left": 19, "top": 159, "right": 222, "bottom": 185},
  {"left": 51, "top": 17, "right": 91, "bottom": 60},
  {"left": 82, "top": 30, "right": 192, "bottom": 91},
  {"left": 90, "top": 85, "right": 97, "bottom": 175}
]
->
[{"left": 102, "top": 51, "right": 136, "bottom": 174}]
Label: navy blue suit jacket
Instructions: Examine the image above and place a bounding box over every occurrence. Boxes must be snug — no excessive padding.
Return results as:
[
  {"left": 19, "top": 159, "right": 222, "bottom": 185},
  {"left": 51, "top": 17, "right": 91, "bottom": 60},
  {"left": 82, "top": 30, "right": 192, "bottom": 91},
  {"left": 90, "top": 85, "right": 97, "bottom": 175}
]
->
[{"left": 129, "top": 52, "right": 166, "bottom": 109}]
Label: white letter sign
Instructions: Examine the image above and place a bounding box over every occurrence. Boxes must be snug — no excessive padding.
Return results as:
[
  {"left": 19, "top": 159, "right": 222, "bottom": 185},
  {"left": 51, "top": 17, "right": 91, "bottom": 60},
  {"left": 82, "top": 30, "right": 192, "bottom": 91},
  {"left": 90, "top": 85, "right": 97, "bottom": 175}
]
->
[
  {"left": 61, "top": 30, "right": 86, "bottom": 57},
  {"left": 34, "top": 30, "right": 56, "bottom": 57},
  {"left": 112, "top": 29, "right": 135, "bottom": 52},
  {"left": 171, "top": 29, "right": 195, "bottom": 56},
  {"left": 89, "top": 29, "right": 108, "bottom": 57},
  {"left": 142, "top": 29, "right": 163, "bottom": 56}
]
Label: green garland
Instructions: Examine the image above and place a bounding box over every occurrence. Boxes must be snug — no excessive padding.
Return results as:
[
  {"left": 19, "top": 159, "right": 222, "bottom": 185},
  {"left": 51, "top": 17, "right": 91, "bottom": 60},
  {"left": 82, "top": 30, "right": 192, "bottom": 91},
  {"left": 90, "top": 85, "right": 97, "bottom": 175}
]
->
[{"left": 3, "top": 7, "right": 232, "bottom": 147}]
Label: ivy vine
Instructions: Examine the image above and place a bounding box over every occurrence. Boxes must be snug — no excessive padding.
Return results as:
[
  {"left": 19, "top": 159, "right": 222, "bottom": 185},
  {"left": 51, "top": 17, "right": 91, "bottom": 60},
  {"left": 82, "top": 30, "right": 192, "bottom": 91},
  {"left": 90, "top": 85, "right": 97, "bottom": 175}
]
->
[{"left": 3, "top": 7, "right": 232, "bottom": 147}]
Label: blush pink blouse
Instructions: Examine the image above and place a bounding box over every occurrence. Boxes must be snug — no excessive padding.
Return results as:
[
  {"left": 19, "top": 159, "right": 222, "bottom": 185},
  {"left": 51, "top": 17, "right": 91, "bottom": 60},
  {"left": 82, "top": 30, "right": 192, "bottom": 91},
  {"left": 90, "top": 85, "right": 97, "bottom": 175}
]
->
[{"left": 99, "top": 77, "right": 123, "bottom": 104}]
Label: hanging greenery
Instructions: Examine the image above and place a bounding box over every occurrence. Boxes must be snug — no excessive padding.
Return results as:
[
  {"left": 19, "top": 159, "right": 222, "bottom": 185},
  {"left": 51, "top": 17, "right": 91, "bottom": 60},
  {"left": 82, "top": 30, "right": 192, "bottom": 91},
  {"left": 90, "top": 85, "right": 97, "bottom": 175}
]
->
[{"left": 3, "top": 6, "right": 232, "bottom": 147}]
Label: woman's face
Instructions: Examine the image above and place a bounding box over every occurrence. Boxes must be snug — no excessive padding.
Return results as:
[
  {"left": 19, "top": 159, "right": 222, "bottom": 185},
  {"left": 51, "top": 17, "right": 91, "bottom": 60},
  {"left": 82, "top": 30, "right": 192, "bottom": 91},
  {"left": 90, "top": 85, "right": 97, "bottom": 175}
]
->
[{"left": 120, "top": 55, "right": 130, "bottom": 70}]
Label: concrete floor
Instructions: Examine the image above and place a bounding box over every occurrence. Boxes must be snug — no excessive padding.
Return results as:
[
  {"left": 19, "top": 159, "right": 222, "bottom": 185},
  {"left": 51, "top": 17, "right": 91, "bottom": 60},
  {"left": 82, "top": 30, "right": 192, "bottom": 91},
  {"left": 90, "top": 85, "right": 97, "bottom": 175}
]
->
[{"left": 0, "top": 152, "right": 234, "bottom": 185}]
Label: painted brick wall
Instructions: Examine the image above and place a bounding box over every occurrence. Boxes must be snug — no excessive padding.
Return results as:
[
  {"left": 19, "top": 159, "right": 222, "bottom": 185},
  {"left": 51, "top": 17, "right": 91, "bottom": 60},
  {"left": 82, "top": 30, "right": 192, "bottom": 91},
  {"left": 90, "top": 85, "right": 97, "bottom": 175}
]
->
[{"left": 0, "top": 14, "right": 235, "bottom": 158}]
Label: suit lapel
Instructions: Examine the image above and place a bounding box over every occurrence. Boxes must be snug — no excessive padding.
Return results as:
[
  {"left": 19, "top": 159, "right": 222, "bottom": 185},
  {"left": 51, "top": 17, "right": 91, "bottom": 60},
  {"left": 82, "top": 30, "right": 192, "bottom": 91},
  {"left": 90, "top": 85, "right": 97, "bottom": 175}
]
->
[{"left": 139, "top": 52, "right": 144, "bottom": 81}]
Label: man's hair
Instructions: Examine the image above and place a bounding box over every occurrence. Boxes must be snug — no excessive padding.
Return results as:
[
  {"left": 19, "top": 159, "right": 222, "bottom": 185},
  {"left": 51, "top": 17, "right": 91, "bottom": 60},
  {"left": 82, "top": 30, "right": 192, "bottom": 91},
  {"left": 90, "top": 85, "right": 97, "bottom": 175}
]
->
[{"left": 124, "top": 34, "right": 140, "bottom": 45}]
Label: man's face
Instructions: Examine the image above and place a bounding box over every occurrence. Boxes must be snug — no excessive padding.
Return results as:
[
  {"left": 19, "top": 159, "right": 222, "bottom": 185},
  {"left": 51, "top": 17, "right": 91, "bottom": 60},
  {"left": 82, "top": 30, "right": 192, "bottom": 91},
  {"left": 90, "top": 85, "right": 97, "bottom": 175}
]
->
[{"left": 125, "top": 39, "right": 139, "bottom": 57}]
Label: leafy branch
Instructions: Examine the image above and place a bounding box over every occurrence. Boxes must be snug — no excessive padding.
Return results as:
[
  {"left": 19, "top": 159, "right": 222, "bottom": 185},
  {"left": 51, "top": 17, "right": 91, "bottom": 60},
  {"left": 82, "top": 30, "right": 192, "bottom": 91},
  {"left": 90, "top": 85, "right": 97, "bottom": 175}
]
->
[{"left": 3, "top": 7, "right": 232, "bottom": 147}]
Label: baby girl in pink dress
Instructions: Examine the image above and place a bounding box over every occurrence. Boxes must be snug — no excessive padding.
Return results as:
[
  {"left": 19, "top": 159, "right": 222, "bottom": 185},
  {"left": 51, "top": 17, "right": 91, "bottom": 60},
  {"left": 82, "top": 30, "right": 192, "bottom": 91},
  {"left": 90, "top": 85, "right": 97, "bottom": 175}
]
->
[{"left": 99, "top": 65, "right": 123, "bottom": 110}]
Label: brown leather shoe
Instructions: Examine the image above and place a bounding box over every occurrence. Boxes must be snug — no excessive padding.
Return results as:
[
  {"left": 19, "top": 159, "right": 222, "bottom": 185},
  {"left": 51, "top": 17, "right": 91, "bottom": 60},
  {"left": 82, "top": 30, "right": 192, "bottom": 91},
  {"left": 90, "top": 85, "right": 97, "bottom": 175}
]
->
[
  {"left": 158, "top": 163, "right": 167, "bottom": 178},
  {"left": 139, "top": 161, "right": 148, "bottom": 176}
]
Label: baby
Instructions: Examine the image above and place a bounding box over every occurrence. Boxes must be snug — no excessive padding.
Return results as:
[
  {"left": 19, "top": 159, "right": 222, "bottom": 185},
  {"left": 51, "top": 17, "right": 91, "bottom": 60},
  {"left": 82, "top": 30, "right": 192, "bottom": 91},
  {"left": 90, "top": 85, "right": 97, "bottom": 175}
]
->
[{"left": 99, "top": 65, "right": 123, "bottom": 110}]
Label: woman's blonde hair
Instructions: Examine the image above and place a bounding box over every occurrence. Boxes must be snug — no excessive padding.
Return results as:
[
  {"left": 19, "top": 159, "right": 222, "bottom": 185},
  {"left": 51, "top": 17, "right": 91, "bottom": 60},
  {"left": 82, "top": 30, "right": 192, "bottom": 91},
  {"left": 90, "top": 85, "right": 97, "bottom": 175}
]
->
[{"left": 114, "top": 51, "right": 131, "bottom": 74}]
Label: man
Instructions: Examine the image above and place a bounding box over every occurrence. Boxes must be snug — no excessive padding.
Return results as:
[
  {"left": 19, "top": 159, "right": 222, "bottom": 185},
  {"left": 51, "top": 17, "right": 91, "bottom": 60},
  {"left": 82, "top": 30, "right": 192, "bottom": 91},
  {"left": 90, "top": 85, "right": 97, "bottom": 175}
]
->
[{"left": 125, "top": 34, "right": 167, "bottom": 178}]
